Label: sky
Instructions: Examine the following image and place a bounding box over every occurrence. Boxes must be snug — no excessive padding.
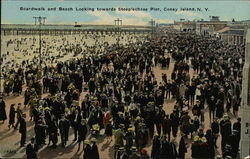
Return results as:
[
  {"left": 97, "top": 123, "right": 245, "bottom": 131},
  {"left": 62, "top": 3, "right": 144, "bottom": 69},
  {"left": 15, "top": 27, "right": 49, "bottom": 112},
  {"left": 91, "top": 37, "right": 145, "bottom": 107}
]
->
[{"left": 1, "top": 0, "right": 250, "bottom": 25}]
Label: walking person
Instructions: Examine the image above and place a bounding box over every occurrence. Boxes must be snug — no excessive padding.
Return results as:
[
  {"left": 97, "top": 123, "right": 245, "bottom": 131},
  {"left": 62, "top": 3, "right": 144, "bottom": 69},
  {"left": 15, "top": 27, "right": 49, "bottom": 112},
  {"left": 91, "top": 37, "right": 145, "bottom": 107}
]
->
[
  {"left": 105, "top": 121, "right": 113, "bottom": 143},
  {"left": 90, "top": 138, "right": 100, "bottom": 159},
  {"left": 83, "top": 140, "right": 92, "bottom": 159},
  {"left": 59, "top": 115, "right": 70, "bottom": 147},
  {"left": 207, "top": 96, "right": 216, "bottom": 121},
  {"left": 77, "top": 119, "right": 88, "bottom": 151},
  {"left": 0, "top": 96, "right": 7, "bottom": 123},
  {"left": 14, "top": 103, "right": 23, "bottom": 129},
  {"left": 19, "top": 115, "right": 27, "bottom": 147},
  {"left": 8, "top": 104, "right": 16, "bottom": 128},
  {"left": 48, "top": 118, "right": 58, "bottom": 148},
  {"left": 162, "top": 114, "right": 171, "bottom": 141},
  {"left": 178, "top": 135, "right": 187, "bottom": 159},
  {"left": 151, "top": 133, "right": 161, "bottom": 159}
]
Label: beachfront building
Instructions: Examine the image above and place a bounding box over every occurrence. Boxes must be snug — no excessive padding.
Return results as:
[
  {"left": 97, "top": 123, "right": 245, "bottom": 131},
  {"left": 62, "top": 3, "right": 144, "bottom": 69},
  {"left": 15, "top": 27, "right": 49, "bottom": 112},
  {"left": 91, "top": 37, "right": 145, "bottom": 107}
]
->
[
  {"left": 219, "top": 29, "right": 246, "bottom": 45},
  {"left": 241, "top": 28, "right": 250, "bottom": 159},
  {"left": 218, "top": 21, "right": 250, "bottom": 45},
  {"left": 173, "top": 21, "right": 196, "bottom": 32}
]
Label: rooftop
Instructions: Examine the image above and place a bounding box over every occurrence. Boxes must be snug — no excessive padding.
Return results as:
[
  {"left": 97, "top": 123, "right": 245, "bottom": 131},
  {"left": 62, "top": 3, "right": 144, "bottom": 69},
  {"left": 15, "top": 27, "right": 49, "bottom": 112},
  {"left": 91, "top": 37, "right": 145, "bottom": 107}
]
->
[{"left": 221, "top": 29, "right": 245, "bottom": 36}]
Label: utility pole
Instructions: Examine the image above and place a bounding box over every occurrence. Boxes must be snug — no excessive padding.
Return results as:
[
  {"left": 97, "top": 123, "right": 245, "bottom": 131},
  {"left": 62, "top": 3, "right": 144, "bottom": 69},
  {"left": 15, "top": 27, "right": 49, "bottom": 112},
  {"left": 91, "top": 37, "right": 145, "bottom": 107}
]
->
[
  {"left": 33, "top": 16, "right": 46, "bottom": 77},
  {"left": 33, "top": 17, "right": 37, "bottom": 25},
  {"left": 149, "top": 19, "right": 155, "bottom": 38},
  {"left": 114, "top": 18, "right": 122, "bottom": 46}
]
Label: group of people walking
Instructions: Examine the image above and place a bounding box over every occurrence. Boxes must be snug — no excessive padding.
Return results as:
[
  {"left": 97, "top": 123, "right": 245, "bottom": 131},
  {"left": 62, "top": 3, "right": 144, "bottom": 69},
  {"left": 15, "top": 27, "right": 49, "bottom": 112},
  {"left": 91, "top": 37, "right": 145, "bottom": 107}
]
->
[{"left": 0, "top": 29, "right": 245, "bottom": 159}]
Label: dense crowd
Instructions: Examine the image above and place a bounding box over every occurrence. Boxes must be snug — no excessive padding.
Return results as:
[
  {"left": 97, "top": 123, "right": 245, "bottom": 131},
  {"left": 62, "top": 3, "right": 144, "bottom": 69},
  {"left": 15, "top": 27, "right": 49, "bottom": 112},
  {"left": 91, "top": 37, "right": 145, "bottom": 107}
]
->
[{"left": 0, "top": 29, "right": 245, "bottom": 159}]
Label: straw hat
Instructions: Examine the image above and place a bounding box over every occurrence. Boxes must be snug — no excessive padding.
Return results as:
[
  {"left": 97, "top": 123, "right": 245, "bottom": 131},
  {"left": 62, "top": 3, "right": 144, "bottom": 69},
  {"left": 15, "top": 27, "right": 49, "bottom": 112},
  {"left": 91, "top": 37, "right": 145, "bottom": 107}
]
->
[
  {"left": 135, "top": 116, "right": 141, "bottom": 121},
  {"left": 127, "top": 128, "right": 133, "bottom": 132},
  {"left": 90, "top": 138, "right": 97, "bottom": 142},
  {"left": 84, "top": 139, "right": 90, "bottom": 144},
  {"left": 131, "top": 146, "right": 137, "bottom": 151},
  {"left": 119, "top": 124, "right": 125, "bottom": 128},
  {"left": 201, "top": 137, "right": 207, "bottom": 143},
  {"left": 44, "top": 107, "right": 50, "bottom": 111},
  {"left": 193, "top": 136, "right": 200, "bottom": 142},
  {"left": 223, "top": 114, "right": 229, "bottom": 120},
  {"left": 154, "top": 132, "right": 159, "bottom": 137}
]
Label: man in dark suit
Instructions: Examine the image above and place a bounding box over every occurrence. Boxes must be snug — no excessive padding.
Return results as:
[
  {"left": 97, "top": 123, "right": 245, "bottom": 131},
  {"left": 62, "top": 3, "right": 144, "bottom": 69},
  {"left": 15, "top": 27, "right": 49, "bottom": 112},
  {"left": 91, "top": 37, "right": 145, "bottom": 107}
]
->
[
  {"left": 19, "top": 115, "right": 27, "bottom": 147},
  {"left": 59, "top": 115, "right": 70, "bottom": 147}
]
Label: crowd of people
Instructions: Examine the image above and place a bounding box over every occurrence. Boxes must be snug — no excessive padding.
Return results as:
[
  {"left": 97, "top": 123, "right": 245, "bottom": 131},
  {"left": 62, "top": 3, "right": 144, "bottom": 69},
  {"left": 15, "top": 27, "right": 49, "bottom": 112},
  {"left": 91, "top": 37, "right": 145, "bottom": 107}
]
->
[{"left": 0, "top": 28, "right": 245, "bottom": 159}]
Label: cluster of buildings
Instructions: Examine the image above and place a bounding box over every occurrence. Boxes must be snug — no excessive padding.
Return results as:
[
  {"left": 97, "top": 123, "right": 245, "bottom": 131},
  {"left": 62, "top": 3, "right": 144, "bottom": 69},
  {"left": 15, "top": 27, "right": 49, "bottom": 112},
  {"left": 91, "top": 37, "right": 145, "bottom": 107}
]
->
[{"left": 171, "top": 16, "right": 250, "bottom": 45}]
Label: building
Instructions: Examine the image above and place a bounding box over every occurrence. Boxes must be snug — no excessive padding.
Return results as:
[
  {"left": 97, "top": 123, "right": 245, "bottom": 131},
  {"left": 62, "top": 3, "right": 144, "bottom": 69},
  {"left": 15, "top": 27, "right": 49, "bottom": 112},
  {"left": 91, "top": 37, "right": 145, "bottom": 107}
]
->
[
  {"left": 195, "top": 21, "right": 228, "bottom": 36},
  {"left": 173, "top": 21, "right": 196, "bottom": 32},
  {"left": 217, "top": 21, "right": 250, "bottom": 45},
  {"left": 241, "top": 28, "right": 250, "bottom": 159},
  {"left": 220, "top": 29, "right": 246, "bottom": 45}
]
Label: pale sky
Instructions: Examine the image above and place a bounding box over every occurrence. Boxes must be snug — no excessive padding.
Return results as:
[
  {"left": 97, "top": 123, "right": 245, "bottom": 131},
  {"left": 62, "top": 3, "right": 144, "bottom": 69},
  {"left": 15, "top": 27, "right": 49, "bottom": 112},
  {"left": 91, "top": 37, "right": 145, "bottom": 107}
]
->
[{"left": 1, "top": 0, "right": 250, "bottom": 25}]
